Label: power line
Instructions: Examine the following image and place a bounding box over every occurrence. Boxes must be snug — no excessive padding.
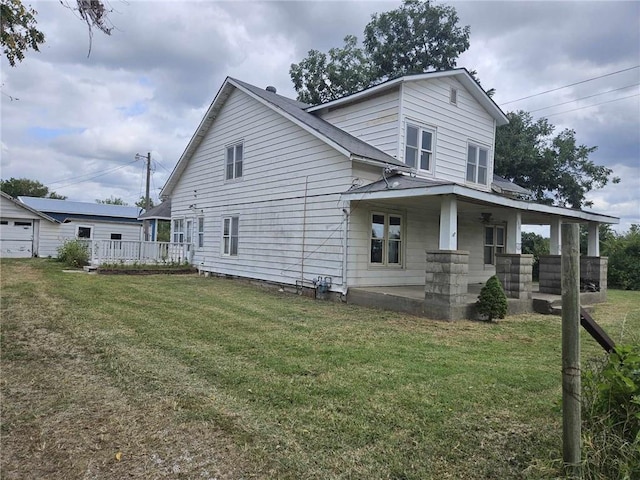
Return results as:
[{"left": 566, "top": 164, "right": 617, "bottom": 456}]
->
[
  {"left": 529, "top": 83, "right": 640, "bottom": 113},
  {"left": 47, "top": 159, "right": 138, "bottom": 186},
  {"left": 543, "top": 92, "right": 639, "bottom": 119},
  {"left": 501, "top": 65, "right": 640, "bottom": 105},
  {"left": 51, "top": 160, "right": 139, "bottom": 190}
]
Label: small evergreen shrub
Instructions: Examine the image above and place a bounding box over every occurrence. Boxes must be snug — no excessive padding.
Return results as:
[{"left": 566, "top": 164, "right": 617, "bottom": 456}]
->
[
  {"left": 56, "top": 239, "right": 89, "bottom": 268},
  {"left": 476, "top": 275, "right": 508, "bottom": 322},
  {"left": 582, "top": 344, "right": 640, "bottom": 479}
]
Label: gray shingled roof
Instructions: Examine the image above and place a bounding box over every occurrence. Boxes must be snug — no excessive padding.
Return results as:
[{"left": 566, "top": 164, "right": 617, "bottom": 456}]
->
[
  {"left": 138, "top": 199, "right": 171, "bottom": 220},
  {"left": 230, "top": 78, "right": 406, "bottom": 168},
  {"left": 346, "top": 174, "right": 452, "bottom": 194},
  {"left": 492, "top": 175, "right": 532, "bottom": 196}
]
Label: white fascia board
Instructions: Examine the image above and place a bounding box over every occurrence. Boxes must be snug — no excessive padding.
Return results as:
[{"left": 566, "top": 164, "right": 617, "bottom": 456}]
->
[
  {"left": 341, "top": 184, "right": 619, "bottom": 224},
  {"left": 229, "top": 79, "right": 352, "bottom": 159},
  {"left": 351, "top": 155, "right": 412, "bottom": 171},
  {"left": 0, "top": 192, "right": 58, "bottom": 223}
]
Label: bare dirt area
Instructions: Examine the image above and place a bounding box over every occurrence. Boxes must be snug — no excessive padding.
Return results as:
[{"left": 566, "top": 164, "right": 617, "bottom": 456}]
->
[{"left": 1, "top": 262, "right": 245, "bottom": 479}]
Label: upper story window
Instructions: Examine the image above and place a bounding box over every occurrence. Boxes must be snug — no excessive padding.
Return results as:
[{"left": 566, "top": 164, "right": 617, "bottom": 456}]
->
[
  {"left": 405, "top": 124, "right": 434, "bottom": 172},
  {"left": 370, "top": 212, "right": 403, "bottom": 266},
  {"left": 466, "top": 144, "right": 488, "bottom": 185},
  {"left": 449, "top": 87, "right": 458, "bottom": 105},
  {"left": 225, "top": 142, "right": 243, "bottom": 180}
]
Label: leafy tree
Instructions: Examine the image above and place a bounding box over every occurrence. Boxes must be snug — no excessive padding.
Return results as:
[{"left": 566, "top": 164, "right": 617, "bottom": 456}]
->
[
  {"left": 135, "top": 196, "right": 154, "bottom": 209},
  {"left": 0, "top": 177, "right": 66, "bottom": 199},
  {"left": 291, "top": 35, "right": 374, "bottom": 105},
  {"left": 1, "top": 0, "right": 112, "bottom": 67},
  {"left": 363, "top": 0, "right": 469, "bottom": 80},
  {"left": 96, "top": 196, "right": 127, "bottom": 205},
  {"left": 475, "top": 275, "right": 508, "bottom": 322},
  {"left": 604, "top": 225, "right": 640, "bottom": 290},
  {"left": 495, "top": 111, "right": 619, "bottom": 208},
  {"left": 521, "top": 232, "right": 549, "bottom": 281},
  {"left": 0, "top": 0, "right": 45, "bottom": 67},
  {"left": 290, "top": 0, "right": 471, "bottom": 104}
]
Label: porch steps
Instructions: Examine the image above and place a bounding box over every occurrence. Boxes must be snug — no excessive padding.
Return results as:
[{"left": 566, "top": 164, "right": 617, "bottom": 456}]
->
[{"left": 532, "top": 297, "right": 595, "bottom": 316}]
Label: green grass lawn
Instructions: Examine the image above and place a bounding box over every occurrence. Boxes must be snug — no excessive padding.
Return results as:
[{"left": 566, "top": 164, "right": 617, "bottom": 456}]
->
[{"left": 2, "top": 259, "right": 638, "bottom": 479}]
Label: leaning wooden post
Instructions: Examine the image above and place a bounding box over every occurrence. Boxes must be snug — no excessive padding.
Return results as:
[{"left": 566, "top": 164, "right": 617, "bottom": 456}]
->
[{"left": 562, "top": 223, "right": 581, "bottom": 478}]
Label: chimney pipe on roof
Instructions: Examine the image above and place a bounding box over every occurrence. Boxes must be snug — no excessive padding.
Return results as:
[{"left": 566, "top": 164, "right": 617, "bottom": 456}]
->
[{"left": 266, "top": 85, "right": 277, "bottom": 93}]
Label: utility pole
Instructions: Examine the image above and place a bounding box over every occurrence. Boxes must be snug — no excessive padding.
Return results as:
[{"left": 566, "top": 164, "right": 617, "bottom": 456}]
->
[
  {"left": 136, "top": 152, "right": 152, "bottom": 241},
  {"left": 561, "top": 223, "right": 581, "bottom": 478}
]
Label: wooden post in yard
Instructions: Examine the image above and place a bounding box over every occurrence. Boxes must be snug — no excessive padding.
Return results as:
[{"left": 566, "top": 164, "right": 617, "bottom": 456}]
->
[{"left": 561, "top": 223, "right": 581, "bottom": 478}]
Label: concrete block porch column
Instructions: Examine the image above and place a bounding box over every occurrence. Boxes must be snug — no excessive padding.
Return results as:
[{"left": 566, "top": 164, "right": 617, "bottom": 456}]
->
[
  {"left": 580, "top": 256, "right": 608, "bottom": 302},
  {"left": 425, "top": 250, "right": 469, "bottom": 321},
  {"left": 496, "top": 253, "right": 533, "bottom": 299},
  {"left": 539, "top": 255, "right": 562, "bottom": 294}
]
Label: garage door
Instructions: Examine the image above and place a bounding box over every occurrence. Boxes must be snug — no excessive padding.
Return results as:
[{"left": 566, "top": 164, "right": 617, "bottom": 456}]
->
[{"left": 0, "top": 220, "right": 34, "bottom": 258}]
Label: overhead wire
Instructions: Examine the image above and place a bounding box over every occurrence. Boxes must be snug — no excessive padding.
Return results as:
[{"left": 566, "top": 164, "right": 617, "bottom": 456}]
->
[
  {"left": 500, "top": 65, "right": 640, "bottom": 105},
  {"left": 528, "top": 83, "right": 640, "bottom": 113},
  {"left": 49, "top": 160, "right": 139, "bottom": 190},
  {"left": 543, "top": 92, "right": 640, "bottom": 119},
  {"left": 47, "top": 159, "right": 138, "bottom": 186}
]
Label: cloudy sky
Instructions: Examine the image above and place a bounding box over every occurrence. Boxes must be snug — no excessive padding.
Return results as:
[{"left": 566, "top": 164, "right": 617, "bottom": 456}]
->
[{"left": 1, "top": 0, "right": 639, "bottom": 231}]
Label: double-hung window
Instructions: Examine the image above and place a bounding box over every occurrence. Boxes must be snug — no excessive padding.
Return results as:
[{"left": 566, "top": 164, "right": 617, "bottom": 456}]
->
[
  {"left": 370, "top": 213, "right": 403, "bottom": 266},
  {"left": 222, "top": 216, "right": 239, "bottom": 256},
  {"left": 484, "top": 225, "right": 505, "bottom": 265},
  {"left": 466, "top": 144, "right": 489, "bottom": 185},
  {"left": 197, "top": 217, "right": 204, "bottom": 248},
  {"left": 405, "top": 124, "right": 434, "bottom": 172},
  {"left": 172, "top": 219, "right": 184, "bottom": 243},
  {"left": 225, "top": 142, "right": 243, "bottom": 180}
]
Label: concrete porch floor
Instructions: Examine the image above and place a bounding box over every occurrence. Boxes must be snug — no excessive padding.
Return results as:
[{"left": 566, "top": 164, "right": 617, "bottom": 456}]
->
[{"left": 347, "top": 283, "right": 605, "bottom": 319}]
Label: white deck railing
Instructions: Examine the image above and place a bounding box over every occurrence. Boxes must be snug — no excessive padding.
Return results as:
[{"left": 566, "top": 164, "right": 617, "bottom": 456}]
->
[{"left": 79, "top": 240, "right": 193, "bottom": 266}]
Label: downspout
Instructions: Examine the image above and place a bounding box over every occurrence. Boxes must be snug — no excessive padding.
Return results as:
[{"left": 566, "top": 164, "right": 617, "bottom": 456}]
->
[
  {"left": 339, "top": 204, "right": 350, "bottom": 296},
  {"left": 300, "top": 176, "right": 308, "bottom": 285}
]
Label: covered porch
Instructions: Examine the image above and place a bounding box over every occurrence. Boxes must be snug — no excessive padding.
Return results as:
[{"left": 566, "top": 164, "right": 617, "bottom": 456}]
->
[{"left": 341, "top": 175, "right": 618, "bottom": 320}]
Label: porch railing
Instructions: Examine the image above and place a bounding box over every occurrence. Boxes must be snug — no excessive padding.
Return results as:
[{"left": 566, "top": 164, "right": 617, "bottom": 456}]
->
[{"left": 79, "top": 240, "right": 193, "bottom": 266}]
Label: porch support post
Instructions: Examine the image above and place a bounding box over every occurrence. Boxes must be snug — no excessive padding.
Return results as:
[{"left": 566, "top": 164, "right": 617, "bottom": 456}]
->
[
  {"left": 425, "top": 250, "right": 469, "bottom": 321},
  {"left": 506, "top": 211, "right": 522, "bottom": 254},
  {"left": 587, "top": 222, "right": 600, "bottom": 257},
  {"left": 439, "top": 195, "right": 458, "bottom": 250},
  {"left": 550, "top": 217, "right": 562, "bottom": 255}
]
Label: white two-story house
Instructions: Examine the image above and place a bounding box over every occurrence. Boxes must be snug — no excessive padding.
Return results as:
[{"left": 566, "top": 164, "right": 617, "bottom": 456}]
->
[{"left": 161, "top": 69, "right": 617, "bottom": 319}]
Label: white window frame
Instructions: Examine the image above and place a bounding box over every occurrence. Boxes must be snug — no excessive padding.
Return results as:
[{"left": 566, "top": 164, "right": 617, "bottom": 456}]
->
[
  {"left": 484, "top": 225, "right": 505, "bottom": 266},
  {"left": 404, "top": 122, "right": 435, "bottom": 173},
  {"left": 185, "top": 219, "right": 193, "bottom": 245},
  {"left": 172, "top": 218, "right": 184, "bottom": 244},
  {"left": 197, "top": 217, "right": 205, "bottom": 249},
  {"left": 222, "top": 216, "right": 239, "bottom": 256},
  {"left": 466, "top": 143, "right": 490, "bottom": 186},
  {"left": 225, "top": 141, "right": 244, "bottom": 181},
  {"left": 76, "top": 225, "right": 93, "bottom": 239},
  {"left": 369, "top": 212, "right": 404, "bottom": 267}
]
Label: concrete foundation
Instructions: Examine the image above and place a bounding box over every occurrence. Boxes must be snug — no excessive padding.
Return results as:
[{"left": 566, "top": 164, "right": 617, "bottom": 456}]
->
[{"left": 424, "top": 250, "right": 470, "bottom": 321}]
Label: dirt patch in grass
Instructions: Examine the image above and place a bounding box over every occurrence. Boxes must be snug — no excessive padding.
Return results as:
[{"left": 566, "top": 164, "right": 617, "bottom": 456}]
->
[{"left": 1, "top": 261, "right": 247, "bottom": 479}]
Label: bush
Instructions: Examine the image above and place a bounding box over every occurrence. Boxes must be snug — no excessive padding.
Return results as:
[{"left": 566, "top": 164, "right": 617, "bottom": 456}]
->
[
  {"left": 476, "top": 275, "right": 508, "bottom": 322},
  {"left": 56, "top": 239, "right": 90, "bottom": 268},
  {"left": 582, "top": 344, "right": 640, "bottom": 479}
]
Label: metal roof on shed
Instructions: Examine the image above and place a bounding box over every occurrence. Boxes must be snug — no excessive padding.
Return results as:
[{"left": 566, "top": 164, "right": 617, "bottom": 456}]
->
[{"left": 19, "top": 197, "right": 143, "bottom": 219}]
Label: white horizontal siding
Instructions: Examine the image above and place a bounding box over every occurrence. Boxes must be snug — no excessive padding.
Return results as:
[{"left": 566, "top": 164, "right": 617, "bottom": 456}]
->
[
  {"left": 400, "top": 77, "right": 496, "bottom": 189},
  {"left": 172, "top": 88, "right": 356, "bottom": 288},
  {"left": 318, "top": 88, "right": 400, "bottom": 158},
  {"left": 0, "top": 196, "right": 44, "bottom": 220},
  {"left": 38, "top": 221, "right": 143, "bottom": 257}
]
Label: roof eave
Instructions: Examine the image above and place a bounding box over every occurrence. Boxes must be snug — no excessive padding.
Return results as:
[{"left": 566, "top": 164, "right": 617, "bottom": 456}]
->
[{"left": 341, "top": 184, "right": 619, "bottom": 224}]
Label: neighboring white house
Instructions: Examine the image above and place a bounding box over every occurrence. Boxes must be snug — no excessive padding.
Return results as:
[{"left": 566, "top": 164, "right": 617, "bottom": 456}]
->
[
  {"left": 0, "top": 191, "right": 58, "bottom": 258},
  {"left": 161, "top": 69, "right": 618, "bottom": 319},
  {"left": 12, "top": 196, "right": 144, "bottom": 257}
]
